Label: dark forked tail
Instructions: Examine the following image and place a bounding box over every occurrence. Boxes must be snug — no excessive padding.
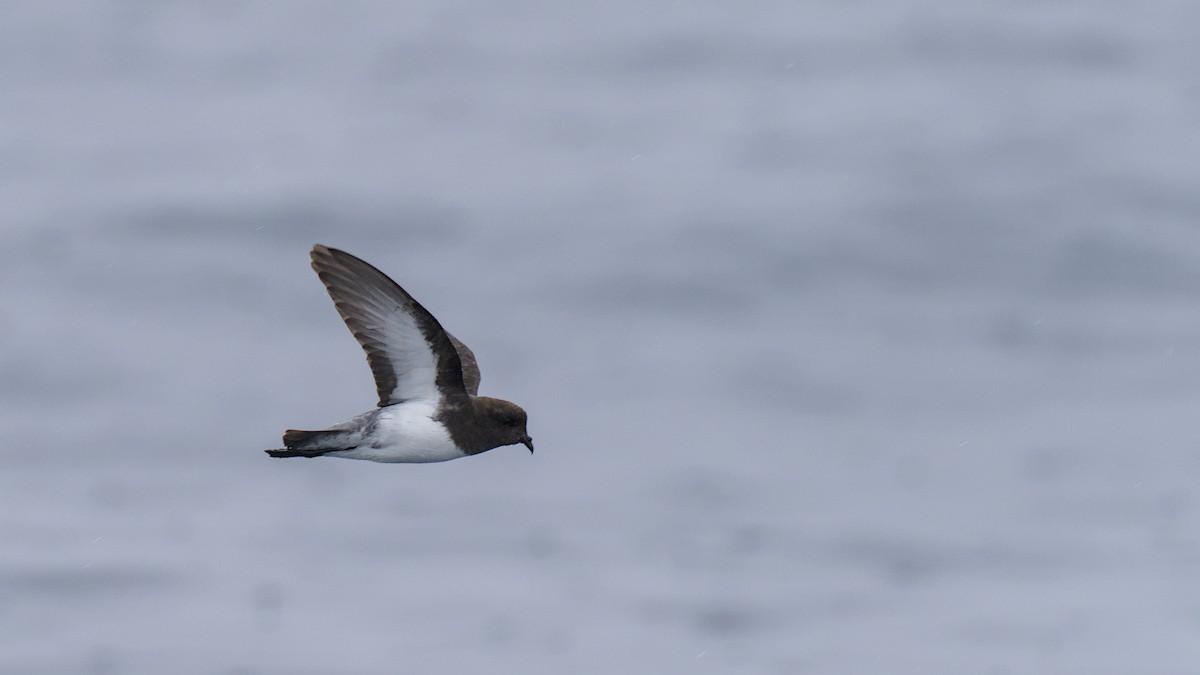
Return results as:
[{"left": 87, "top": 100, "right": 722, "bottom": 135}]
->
[{"left": 265, "top": 429, "right": 358, "bottom": 458}]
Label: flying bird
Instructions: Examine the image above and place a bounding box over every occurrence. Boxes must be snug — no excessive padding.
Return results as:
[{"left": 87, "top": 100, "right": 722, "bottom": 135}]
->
[{"left": 267, "top": 245, "right": 533, "bottom": 463}]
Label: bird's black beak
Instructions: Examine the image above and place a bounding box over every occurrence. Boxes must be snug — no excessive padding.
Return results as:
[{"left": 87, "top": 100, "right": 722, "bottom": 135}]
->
[{"left": 521, "top": 436, "right": 534, "bottom": 454}]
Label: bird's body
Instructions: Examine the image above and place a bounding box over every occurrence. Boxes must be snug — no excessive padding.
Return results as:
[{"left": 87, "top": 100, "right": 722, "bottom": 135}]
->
[
  {"left": 267, "top": 245, "right": 533, "bottom": 463},
  {"left": 288, "top": 403, "right": 460, "bottom": 463}
]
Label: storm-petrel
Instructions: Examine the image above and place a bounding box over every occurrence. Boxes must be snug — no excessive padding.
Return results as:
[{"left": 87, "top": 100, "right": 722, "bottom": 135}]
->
[{"left": 266, "top": 245, "right": 533, "bottom": 462}]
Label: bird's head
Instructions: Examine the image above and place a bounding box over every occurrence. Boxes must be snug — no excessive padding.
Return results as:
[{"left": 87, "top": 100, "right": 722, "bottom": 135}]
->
[{"left": 475, "top": 397, "right": 534, "bottom": 453}]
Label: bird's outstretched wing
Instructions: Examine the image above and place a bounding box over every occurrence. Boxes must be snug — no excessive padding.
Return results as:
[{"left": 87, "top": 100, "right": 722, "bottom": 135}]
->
[
  {"left": 447, "top": 333, "right": 481, "bottom": 397},
  {"left": 309, "top": 245, "right": 471, "bottom": 407}
]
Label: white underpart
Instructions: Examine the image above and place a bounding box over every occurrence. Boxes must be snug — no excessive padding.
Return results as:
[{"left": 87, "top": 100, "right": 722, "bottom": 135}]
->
[{"left": 328, "top": 400, "right": 462, "bottom": 463}]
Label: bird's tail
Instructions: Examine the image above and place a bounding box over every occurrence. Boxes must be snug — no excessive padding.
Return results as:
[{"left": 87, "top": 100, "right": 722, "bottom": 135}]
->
[{"left": 265, "top": 428, "right": 358, "bottom": 458}]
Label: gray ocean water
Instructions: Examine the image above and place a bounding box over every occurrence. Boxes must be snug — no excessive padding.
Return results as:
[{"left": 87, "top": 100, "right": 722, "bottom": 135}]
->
[{"left": 5, "top": 2, "right": 1200, "bottom": 673}]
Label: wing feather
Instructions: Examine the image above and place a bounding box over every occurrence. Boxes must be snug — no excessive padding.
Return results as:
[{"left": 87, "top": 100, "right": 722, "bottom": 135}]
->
[{"left": 309, "top": 245, "right": 470, "bottom": 407}]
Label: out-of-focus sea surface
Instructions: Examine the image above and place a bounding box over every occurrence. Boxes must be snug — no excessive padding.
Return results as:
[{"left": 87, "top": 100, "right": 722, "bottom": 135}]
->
[{"left": 4, "top": 2, "right": 1200, "bottom": 673}]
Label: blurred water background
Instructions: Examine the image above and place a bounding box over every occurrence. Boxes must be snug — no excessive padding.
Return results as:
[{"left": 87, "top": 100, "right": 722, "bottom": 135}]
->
[{"left": 4, "top": 2, "right": 1200, "bottom": 673}]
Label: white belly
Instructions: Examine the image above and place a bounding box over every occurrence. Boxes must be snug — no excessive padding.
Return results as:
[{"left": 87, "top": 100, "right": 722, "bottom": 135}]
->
[{"left": 328, "top": 401, "right": 463, "bottom": 463}]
